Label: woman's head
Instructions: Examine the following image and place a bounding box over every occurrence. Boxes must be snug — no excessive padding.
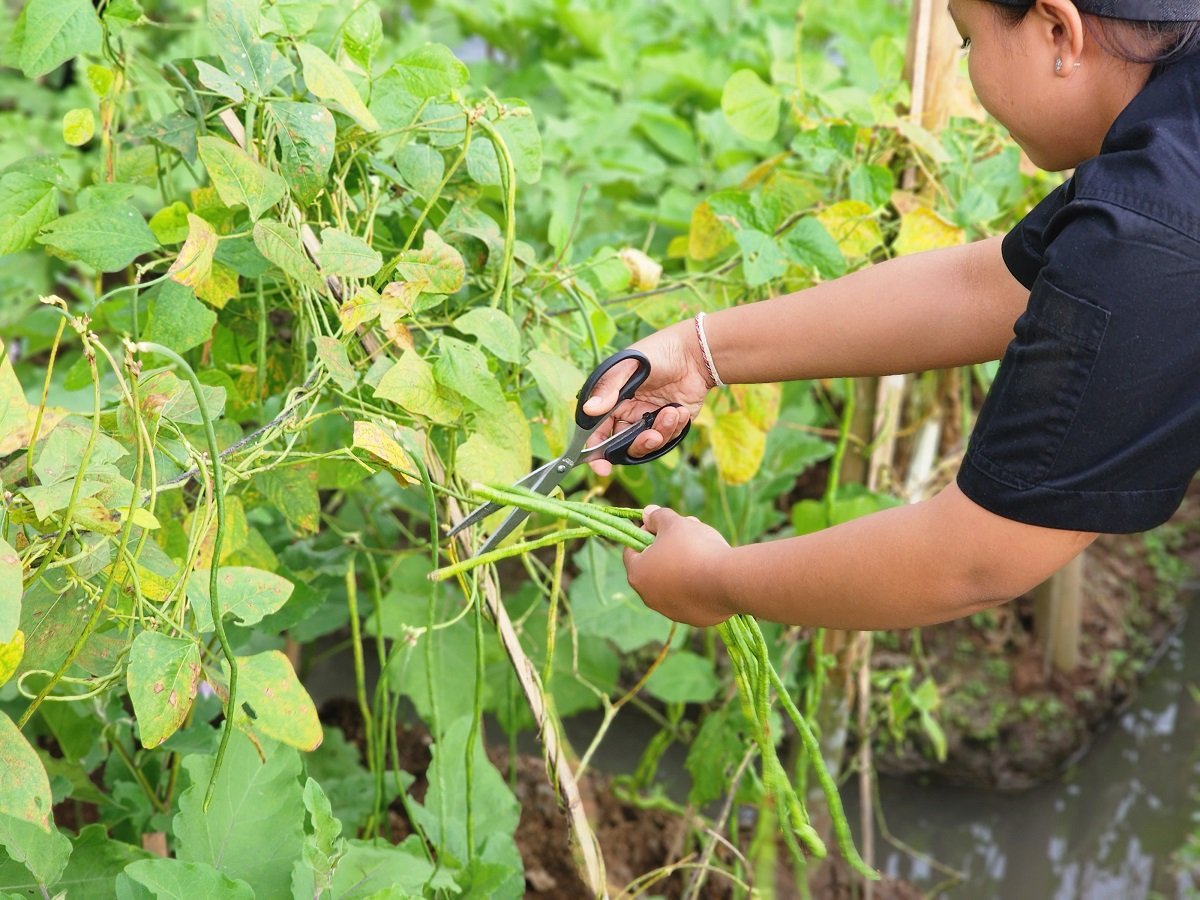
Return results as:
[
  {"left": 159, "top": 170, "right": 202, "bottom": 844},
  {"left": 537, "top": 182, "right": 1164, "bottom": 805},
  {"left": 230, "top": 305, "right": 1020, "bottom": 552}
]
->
[{"left": 948, "top": 0, "right": 1200, "bottom": 171}]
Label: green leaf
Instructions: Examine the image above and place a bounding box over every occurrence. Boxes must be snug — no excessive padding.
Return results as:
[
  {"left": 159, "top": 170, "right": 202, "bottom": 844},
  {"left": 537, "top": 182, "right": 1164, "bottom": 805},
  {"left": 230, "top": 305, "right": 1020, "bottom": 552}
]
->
[
  {"left": 410, "top": 716, "right": 522, "bottom": 895},
  {"left": 568, "top": 544, "right": 671, "bottom": 653},
  {"left": 174, "top": 732, "right": 305, "bottom": 899},
  {"left": 319, "top": 227, "right": 381, "bottom": 279},
  {"left": 291, "top": 778, "right": 345, "bottom": 899},
  {"left": 208, "top": 0, "right": 294, "bottom": 96},
  {"left": 146, "top": 282, "right": 217, "bottom": 353},
  {"left": 455, "top": 401, "right": 531, "bottom": 491},
  {"left": 117, "top": 858, "right": 255, "bottom": 900},
  {"left": 734, "top": 228, "right": 787, "bottom": 287},
  {"left": 198, "top": 136, "right": 288, "bottom": 221},
  {"left": 389, "top": 43, "right": 468, "bottom": 99},
  {"left": 525, "top": 349, "right": 583, "bottom": 455},
  {"left": 266, "top": 101, "right": 335, "bottom": 207},
  {"left": 0, "top": 161, "right": 61, "bottom": 255},
  {"left": 451, "top": 307, "right": 522, "bottom": 364},
  {"left": 255, "top": 465, "right": 320, "bottom": 534},
  {"left": 252, "top": 219, "right": 325, "bottom": 292},
  {"left": 56, "top": 825, "right": 151, "bottom": 898},
  {"left": 17, "top": 0, "right": 102, "bottom": 78},
  {"left": 296, "top": 42, "right": 379, "bottom": 132},
  {"left": 314, "top": 336, "right": 357, "bottom": 392},
  {"left": 395, "top": 143, "right": 444, "bottom": 199},
  {"left": 721, "top": 68, "right": 780, "bottom": 143},
  {"left": 329, "top": 838, "right": 441, "bottom": 898},
  {"left": 36, "top": 203, "right": 158, "bottom": 272},
  {"left": 375, "top": 350, "right": 464, "bottom": 425},
  {"left": 194, "top": 60, "right": 244, "bottom": 103},
  {"left": 148, "top": 201, "right": 191, "bottom": 244},
  {"left": 780, "top": 217, "right": 847, "bottom": 279},
  {"left": 392, "top": 229, "right": 464, "bottom": 294},
  {"left": 62, "top": 108, "right": 94, "bottom": 146},
  {"left": 227, "top": 650, "right": 323, "bottom": 751},
  {"left": 0, "top": 712, "right": 53, "bottom": 829},
  {"left": 645, "top": 651, "right": 721, "bottom": 704},
  {"left": 126, "top": 631, "right": 202, "bottom": 749},
  {"left": 342, "top": 2, "right": 381, "bottom": 70},
  {"left": 32, "top": 422, "right": 125, "bottom": 486},
  {"left": 0, "top": 814, "right": 71, "bottom": 889},
  {"left": 186, "top": 566, "right": 295, "bottom": 632},
  {"left": 0, "top": 539, "right": 19, "bottom": 644},
  {"left": 433, "top": 337, "right": 505, "bottom": 410},
  {"left": 686, "top": 704, "right": 750, "bottom": 807},
  {"left": 467, "top": 104, "right": 542, "bottom": 186}
]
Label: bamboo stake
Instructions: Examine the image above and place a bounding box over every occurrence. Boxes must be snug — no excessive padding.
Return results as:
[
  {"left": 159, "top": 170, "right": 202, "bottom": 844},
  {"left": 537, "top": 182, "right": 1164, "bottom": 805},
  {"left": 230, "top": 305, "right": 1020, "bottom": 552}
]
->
[{"left": 428, "top": 456, "right": 609, "bottom": 898}]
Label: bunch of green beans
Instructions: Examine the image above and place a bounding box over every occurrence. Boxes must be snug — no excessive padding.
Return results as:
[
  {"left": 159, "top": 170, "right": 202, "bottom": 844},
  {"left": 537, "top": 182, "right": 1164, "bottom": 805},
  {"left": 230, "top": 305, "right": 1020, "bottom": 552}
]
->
[{"left": 432, "top": 483, "right": 877, "bottom": 880}]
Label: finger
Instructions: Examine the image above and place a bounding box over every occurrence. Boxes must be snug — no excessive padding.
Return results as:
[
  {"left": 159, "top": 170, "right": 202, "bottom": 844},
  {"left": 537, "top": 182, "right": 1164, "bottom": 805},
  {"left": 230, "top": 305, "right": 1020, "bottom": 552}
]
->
[
  {"left": 641, "top": 504, "right": 663, "bottom": 534},
  {"left": 627, "top": 405, "right": 687, "bottom": 458},
  {"left": 588, "top": 458, "right": 614, "bottom": 477},
  {"left": 581, "top": 358, "right": 642, "bottom": 418},
  {"left": 622, "top": 545, "right": 640, "bottom": 572}
]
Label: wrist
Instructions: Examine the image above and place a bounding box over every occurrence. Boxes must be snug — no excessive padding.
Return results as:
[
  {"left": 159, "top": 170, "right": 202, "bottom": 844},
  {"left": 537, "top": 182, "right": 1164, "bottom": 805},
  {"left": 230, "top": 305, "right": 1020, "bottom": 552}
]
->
[
  {"left": 710, "top": 543, "right": 745, "bottom": 620},
  {"left": 692, "top": 312, "right": 724, "bottom": 389}
]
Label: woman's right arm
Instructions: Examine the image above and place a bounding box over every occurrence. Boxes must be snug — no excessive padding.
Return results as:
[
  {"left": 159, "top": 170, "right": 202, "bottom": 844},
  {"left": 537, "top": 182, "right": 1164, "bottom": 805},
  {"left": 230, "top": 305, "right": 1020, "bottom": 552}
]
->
[
  {"left": 583, "top": 236, "right": 1029, "bottom": 470},
  {"left": 704, "top": 235, "right": 1027, "bottom": 384}
]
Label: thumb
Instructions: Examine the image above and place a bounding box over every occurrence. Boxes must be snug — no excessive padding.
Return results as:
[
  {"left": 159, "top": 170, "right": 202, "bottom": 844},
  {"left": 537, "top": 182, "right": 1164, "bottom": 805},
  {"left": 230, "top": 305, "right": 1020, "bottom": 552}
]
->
[
  {"left": 581, "top": 358, "right": 640, "bottom": 417},
  {"left": 640, "top": 504, "right": 669, "bottom": 535}
]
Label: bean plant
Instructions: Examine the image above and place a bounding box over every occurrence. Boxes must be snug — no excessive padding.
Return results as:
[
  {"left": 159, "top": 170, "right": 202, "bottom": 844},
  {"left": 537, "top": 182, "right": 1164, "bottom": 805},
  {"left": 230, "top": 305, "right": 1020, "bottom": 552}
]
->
[{"left": 0, "top": 0, "right": 1043, "bottom": 896}]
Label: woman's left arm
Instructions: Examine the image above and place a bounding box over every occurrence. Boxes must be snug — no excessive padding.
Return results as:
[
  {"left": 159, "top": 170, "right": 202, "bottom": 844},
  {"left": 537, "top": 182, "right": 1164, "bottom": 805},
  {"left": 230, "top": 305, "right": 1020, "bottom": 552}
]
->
[{"left": 624, "top": 484, "right": 1097, "bottom": 630}]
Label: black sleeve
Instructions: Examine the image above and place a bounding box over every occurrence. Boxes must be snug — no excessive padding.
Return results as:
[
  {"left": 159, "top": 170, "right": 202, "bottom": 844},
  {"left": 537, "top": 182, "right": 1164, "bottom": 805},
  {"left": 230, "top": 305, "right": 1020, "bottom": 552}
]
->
[
  {"left": 958, "top": 196, "right": 1200, "bottom": 533},
  {"left": 999, "top": 180, "right": 1072, "bottom": 290}
]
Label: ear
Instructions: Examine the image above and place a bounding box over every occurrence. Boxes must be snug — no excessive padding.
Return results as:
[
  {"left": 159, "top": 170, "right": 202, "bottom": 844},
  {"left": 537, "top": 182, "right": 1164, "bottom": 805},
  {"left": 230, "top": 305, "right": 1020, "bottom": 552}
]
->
[{"left": 1029, "top": 0, "right": 1087, "bottom": 74}]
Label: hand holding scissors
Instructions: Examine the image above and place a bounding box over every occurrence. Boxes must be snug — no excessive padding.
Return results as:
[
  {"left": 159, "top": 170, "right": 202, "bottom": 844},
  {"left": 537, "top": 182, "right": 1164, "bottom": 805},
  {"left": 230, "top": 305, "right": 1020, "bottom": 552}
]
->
[{"left": 447, "top": 349, "right": 691, "bottom": 557}]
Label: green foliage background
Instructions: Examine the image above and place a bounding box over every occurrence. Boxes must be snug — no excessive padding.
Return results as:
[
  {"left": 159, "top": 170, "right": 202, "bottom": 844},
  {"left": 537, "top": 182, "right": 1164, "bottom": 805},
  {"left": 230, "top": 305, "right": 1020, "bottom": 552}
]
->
[{"left": 0, "top": 0, "right": 1049, "bottom": 895}]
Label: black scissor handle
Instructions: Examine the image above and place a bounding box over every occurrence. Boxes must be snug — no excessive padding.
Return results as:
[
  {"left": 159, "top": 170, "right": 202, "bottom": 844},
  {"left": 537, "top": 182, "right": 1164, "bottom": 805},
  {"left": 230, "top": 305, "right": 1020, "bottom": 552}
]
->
[
  {"left": 601, "top": 405, "right": 691, "bottom": 467},
  {"left": 575, "top": 349, "right": 652, "bottom": 431}
]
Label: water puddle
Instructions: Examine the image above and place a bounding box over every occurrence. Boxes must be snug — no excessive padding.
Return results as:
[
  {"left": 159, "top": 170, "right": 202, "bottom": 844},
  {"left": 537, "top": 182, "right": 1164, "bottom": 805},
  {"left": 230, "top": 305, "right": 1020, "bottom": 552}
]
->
[{"left": 850, "top": 608, "right": 1200, "bottom": 899}]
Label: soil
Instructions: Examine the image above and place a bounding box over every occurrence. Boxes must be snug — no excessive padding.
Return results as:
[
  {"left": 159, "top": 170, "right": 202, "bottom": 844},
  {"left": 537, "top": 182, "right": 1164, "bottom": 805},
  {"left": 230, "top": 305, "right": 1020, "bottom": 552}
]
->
[
  {"left": 865, "top": 487, "right": 1200, "bottom": 791},
  {"left": 319, "top": 697, "right": 918, "bottom": 898}
]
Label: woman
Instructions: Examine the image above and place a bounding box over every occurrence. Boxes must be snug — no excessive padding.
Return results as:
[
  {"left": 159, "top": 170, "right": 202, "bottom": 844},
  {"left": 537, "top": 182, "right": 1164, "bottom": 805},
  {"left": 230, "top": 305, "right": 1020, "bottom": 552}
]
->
[{"left": 583, "top": 0, "right": 1200, "bottom": 629}]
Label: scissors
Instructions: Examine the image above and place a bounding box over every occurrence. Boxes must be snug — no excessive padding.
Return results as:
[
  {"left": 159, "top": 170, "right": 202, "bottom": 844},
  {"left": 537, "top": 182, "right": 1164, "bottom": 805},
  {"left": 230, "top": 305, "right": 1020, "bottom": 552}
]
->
[{"left": 447, "top": 349, "right": 690, "bottom": 557}]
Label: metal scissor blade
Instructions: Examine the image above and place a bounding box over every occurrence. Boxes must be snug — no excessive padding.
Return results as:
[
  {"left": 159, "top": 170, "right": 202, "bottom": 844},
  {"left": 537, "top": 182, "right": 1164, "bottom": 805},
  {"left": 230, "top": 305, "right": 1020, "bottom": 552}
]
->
[
  {"left": 446, "top": 459, "right": 560, "bottom": 545},
  {"left": 470, "top": 456, "right": 570, "bottom": 555}
]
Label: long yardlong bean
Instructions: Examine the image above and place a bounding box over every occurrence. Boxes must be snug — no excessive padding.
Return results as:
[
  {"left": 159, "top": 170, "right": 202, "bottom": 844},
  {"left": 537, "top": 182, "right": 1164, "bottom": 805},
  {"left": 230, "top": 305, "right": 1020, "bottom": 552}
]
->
[{"left": 440, "top": 484, "right": 879, "bottom": 880}]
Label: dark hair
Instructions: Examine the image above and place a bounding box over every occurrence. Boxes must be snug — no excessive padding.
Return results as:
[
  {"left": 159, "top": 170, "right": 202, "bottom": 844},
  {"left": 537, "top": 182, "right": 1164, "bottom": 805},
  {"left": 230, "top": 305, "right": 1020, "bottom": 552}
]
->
[{"left": 986, "top": 1, "right": 1200, "bottom": 68}]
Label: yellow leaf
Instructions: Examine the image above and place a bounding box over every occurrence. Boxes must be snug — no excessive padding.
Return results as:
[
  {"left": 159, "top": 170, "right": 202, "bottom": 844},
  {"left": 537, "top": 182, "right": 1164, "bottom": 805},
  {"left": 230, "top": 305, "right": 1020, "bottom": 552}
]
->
[
  {"left": 380, "top": 280, "right": 423, "bottom": 329},
  {"left": 168, "top": 214, "right": 217, "bottom": 289},
  {"left": 688, "top": 200, "right": 734, "bottom": 261},
  {"left": 893, "top": 207, "right": 965, "bottom": 257},
  {"left": 227, "top": 650, "right": 323, "bottom": 751},
  {"left": 353, "top": 420, "right": 416, "bottom": 483},
  {"left": 0, "top": 630, "right": 24, "bottom": 687},
  {"left": 194, "top": 260, "right": 239, "bottom": 309},
  {"left": 0, "top": 343, "right": 66, "bottom": 458},
  {"left": 709, "top": 410, "right": 768, "bottom": 485},
  {"left": 730, "top": 382, "right": 781, "bottom": 432},
  {"left": 338, "top": 287, "right": 381, "bottom": 332},
  {"left": 816, "top": 200, "right": 883, "bottom": 258}
]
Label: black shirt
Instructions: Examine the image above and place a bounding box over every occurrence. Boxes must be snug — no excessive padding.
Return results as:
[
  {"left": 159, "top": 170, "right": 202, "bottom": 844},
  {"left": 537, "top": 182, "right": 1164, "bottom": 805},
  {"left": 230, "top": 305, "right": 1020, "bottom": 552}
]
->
[{"left": 957, "top": 52, "right": 1200, "bottom": 534}]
